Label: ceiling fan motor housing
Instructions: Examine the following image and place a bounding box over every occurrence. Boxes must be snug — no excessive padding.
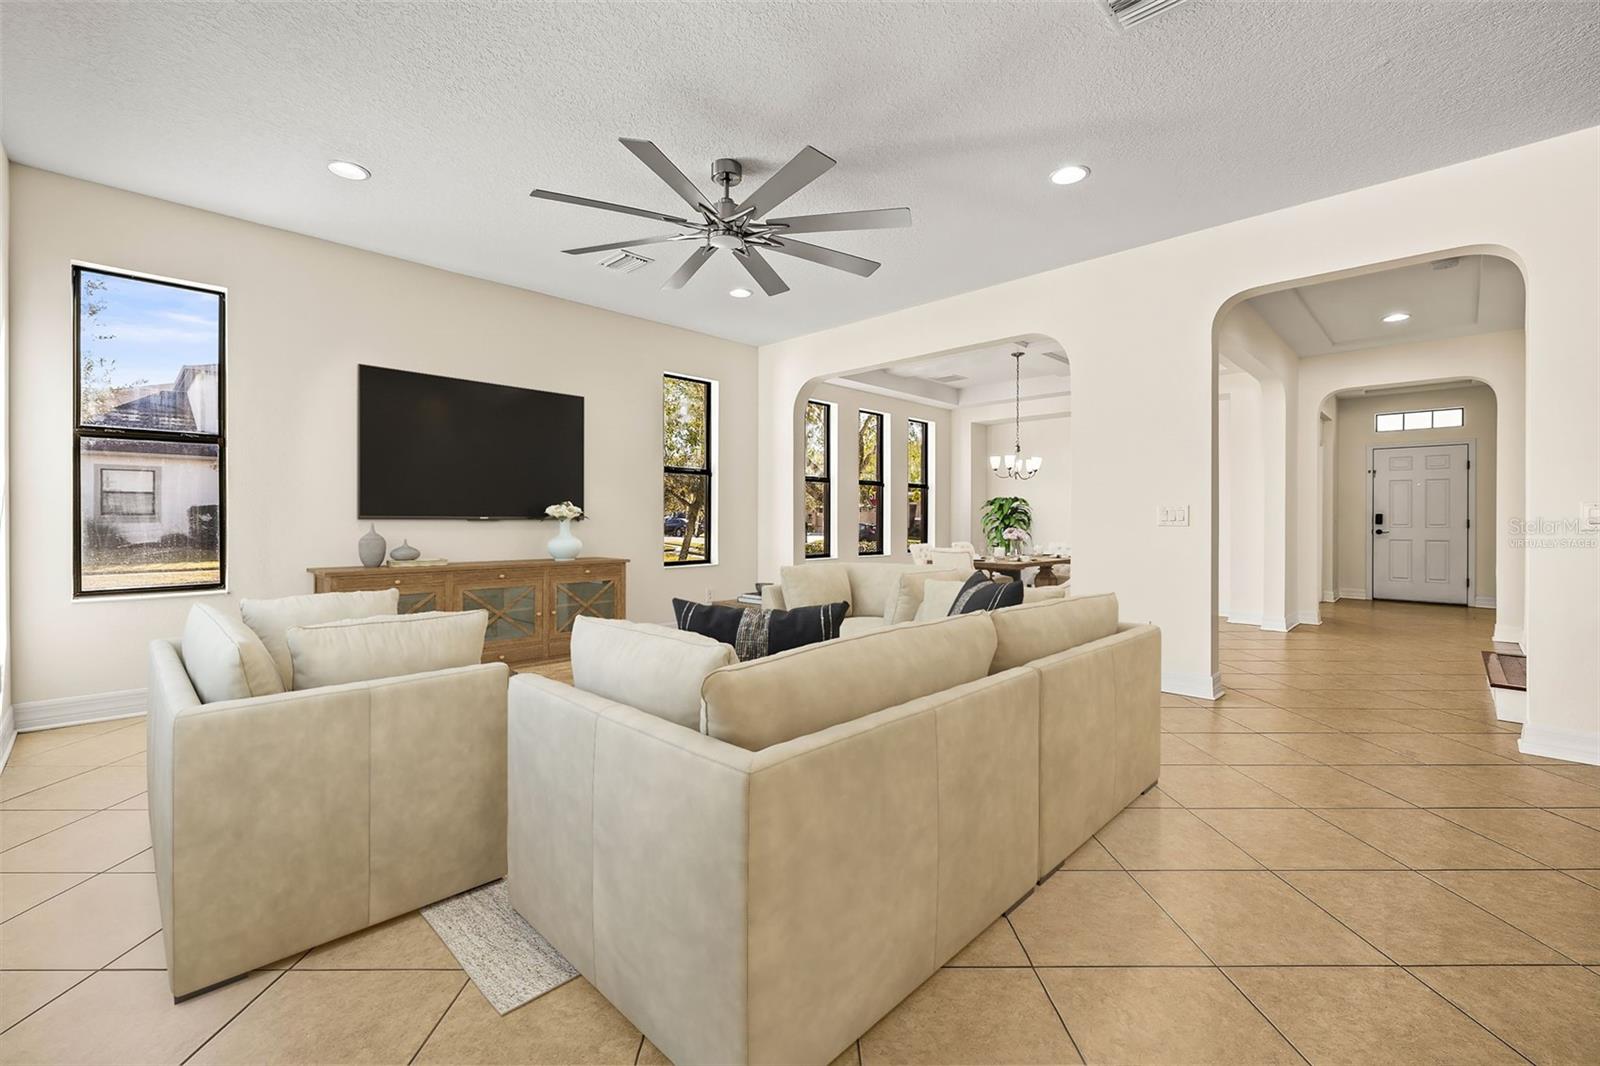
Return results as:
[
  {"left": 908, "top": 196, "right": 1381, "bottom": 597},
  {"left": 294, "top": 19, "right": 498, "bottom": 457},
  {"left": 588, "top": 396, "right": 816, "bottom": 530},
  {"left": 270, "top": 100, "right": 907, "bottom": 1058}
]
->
[{"left": 712, "top": 158, "right": 742, "bottom": 188}]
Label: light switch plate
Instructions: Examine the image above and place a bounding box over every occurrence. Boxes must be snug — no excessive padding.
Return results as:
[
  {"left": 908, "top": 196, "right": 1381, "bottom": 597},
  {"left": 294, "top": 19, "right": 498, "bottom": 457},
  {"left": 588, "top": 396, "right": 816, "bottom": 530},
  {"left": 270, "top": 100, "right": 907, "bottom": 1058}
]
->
[{"left": 1157, "top": 505, "right": 1191, "bottom": 527}]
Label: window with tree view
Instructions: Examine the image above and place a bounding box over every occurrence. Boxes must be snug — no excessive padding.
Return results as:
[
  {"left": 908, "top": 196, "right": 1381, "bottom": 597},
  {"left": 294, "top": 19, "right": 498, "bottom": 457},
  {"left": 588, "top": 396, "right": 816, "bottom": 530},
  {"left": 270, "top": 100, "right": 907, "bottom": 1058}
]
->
[
  {"left": 858, "top": 410, "right": 884, "bottom": 555},
  {"left": 663, "top": 374, "right": 713, "bottom": 565},
  {"left": 907, "top": 418, "right": 930, "bottom": 548},
  {"left": 75, "top": 267, "right": 224, "bottom": 596},
  {"left": 805, "top": 400, "right": 831, "bottom": 557}
]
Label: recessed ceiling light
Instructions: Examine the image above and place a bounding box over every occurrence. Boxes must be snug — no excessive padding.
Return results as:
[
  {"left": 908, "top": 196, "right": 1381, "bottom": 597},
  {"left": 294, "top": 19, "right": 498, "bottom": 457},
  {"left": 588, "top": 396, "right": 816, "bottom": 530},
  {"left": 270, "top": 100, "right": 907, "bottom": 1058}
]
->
[
  {"left": 1049, "top": 164, "right": 1091, "bottom": 186},
  {"left": 327, "top": 160, "right": 371, "bottom": 181},
  {"left": 1382, "top": 311, "right": 1411, "bottom": 324},
  {"left": 729, "top": 287, "right": 752, "bottom": 299}
]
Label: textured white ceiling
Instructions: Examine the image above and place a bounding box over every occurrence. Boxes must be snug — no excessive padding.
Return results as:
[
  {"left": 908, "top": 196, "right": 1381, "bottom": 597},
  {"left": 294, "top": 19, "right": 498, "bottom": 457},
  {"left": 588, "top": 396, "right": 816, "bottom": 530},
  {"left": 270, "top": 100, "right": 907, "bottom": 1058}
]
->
[
  {"left": 3, "top": 2, "right": 1596, "bottom": 346},
  {"left": 1248, "top": 254, "right": 1525, "bottom": 357}
]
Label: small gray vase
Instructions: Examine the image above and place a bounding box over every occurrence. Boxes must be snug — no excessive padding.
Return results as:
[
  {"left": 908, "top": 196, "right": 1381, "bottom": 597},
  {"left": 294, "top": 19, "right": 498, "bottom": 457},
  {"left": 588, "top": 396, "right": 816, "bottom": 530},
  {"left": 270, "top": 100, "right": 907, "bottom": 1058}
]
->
[
  {"left": 358, "top": 524, "right": 386, "bottom": 568},
  {"left": 390, "top": 540, "right": 421, "bottom": 562}
]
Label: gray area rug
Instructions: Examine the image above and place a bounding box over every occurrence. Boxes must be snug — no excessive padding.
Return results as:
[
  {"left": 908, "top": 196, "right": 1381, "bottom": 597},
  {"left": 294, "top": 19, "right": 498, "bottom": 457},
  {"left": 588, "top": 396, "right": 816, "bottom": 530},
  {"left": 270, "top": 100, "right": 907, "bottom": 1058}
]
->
[{"left": 421, "top": 879, "right": 577, "bottom": 1014}]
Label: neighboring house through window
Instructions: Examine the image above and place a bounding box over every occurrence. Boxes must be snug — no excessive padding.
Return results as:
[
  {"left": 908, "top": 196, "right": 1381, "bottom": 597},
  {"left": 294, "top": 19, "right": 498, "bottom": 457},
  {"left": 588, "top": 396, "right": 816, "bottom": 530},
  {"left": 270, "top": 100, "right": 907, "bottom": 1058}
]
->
[
  {"left": 805, "top": 400, "right": 832, "bottom": 558},
  {"left": 907, "top": 418, "right": 930, "bottom": 548},
  {"left": 74, "top": 266, "right": 225, "bottom": 596},
  {"left": 858, "top": 410, "right": 884, "bottom": 555},
  {"left": 663, "top": 373, "right": 714, "bottom": 565}
]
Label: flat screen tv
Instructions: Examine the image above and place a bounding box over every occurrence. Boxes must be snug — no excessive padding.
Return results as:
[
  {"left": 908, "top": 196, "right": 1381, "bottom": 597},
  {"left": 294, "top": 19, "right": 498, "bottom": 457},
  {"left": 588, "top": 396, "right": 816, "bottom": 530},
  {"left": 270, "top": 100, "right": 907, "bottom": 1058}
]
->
[{"left": 358, "top": 365, "right": 583, "bottom": 519}]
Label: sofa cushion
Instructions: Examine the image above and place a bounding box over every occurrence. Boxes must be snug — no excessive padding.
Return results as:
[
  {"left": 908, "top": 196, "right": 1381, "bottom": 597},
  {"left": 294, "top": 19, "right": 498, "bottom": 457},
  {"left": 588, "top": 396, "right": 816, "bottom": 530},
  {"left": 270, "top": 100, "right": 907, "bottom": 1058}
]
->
[
  {"left": 1023, "top": 586, "right": 1069, "bottom": 603},
  {"left": 839, "top": 615, "right": 887, "bottom": 637},
  {"left": 844, "top": 564, "right": 914, "bottom": 618},
  {"left": 914, "top": 579, "right": 966, "bottom": 622},
  {"left": 241, "top": 588, "right": 401, "bottom": 687},
  {"left": 573, "top": 616, "right": 736, "bottom": 729},
  {"left": 884, "top": 568, "right": 968, "bottom": 624},
  {"left": 672, "top": 599, "right": 847, "bottom": 662},
  {"left": 779, "top": 564, "right": 853, "bottom": 612},
  {"left": 700, "top": 612, "right": 997, "bottom": 751},
  {"left": 181, "top": 604, "right": 286, "bottom": 703},
  {"left": 950, "top": 571, "right": 1025, "bottom": 614},
  {"left": 989, "top": 593, "right": 1120, "bottom": 673},
  {"left": 286, "top": 610, "right": 487, "bottom": 690}
]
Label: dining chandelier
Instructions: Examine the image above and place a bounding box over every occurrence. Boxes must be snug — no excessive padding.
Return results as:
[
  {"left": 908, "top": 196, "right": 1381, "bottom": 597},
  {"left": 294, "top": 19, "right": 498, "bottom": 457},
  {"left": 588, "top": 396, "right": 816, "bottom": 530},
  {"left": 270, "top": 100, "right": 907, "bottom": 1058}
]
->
[{"left": 990, "top": 350, "right": 1042, "bottom": 480}]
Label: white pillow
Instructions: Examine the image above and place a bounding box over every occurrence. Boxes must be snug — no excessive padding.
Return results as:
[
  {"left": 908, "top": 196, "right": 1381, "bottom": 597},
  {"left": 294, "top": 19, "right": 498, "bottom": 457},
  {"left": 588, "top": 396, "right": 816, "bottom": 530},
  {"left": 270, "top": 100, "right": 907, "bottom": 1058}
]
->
[
  {"left": 779, "top": 564, "right": 854, "bottom": 612},
  {"left": 884, "top": 568, "right": 967, "bottom": 624},
  {"left": 1023, "top": 586, "right": 1069, "bottom": 603},
  {"left": 570, "top": 616, "right": 736, "bottom": 730},
  {"left": 913, "top": 579, "right": 967, "bottom": 623},
  {"left": 182, "top": 604, "right": 286, "bottom": 704},
  {"left": 286, "top": 610, "right": 487, "bottom": 690},
  {"left": 241, "top": 588, "right": 401, "bottom": 687}
]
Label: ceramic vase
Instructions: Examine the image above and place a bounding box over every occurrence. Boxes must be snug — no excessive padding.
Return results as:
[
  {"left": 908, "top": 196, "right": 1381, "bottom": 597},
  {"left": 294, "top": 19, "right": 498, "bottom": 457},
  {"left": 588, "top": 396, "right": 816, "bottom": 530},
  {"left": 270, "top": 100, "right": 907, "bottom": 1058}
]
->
[
  {"left": 546, "top": 518, "right": 582, "bottom": 561},
  {"left": 390, "top": 540, "right": 421, "bottom": 562},
  {"left": 358, "top": 524, "right": 386, "bottom": 568}
]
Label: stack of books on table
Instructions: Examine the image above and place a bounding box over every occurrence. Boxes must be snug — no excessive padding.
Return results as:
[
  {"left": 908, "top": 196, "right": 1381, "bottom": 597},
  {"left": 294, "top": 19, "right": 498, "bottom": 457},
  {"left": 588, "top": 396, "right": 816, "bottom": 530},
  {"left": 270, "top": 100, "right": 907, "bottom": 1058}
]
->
[{"left": 735, "top": 583, "right": 771, "bottom": 606}]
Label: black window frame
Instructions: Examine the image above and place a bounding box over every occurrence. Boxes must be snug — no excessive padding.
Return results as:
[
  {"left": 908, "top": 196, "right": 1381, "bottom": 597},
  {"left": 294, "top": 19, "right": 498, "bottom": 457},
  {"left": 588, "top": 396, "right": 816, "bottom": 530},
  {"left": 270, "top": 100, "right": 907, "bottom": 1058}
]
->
[
  {"left": 662, "top": 372, "right": 714, "bottom": 567},
  {"left": 72, "top": 265, "right": 227, "bottom": 598},
  {"left": 907, "top": 418, "right": 931, "bottom": 549},
  {"left": 857, "top": 409, "right": 885, "bottom": 556},
  {"left": 805, "top": 400, "right": 832, "bottom": 558}
]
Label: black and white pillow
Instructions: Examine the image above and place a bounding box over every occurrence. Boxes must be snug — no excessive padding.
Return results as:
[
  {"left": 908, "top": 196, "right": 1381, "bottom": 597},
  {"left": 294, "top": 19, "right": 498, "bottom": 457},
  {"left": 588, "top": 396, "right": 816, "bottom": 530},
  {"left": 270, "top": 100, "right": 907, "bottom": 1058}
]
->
[
  {"left": 948, "top": 571, "right": 1025, "bottom": 614},
  {"left": 672, "top": 599, "right": 849, "bottom": 661}
]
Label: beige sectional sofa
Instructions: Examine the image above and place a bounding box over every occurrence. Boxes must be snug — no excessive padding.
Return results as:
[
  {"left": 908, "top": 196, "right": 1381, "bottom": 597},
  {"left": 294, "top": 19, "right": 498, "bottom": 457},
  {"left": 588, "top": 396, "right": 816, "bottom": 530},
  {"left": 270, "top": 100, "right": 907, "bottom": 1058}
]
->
[
  {"left": 760, "top": 560, "right": 971, "bottom": 635},
  {"left": 147, "top": 593, "right": 509, "bottom": 998},
  {"left": 508, "top": 593, "right": 1159, "bottom": 1065}
]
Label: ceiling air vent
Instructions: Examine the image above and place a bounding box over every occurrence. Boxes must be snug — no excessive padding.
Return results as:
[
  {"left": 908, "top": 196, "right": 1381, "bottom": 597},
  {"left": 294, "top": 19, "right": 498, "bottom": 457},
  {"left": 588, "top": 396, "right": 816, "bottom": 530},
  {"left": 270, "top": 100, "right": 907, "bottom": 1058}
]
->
[
  {"left": 1431, "top": 257, "right": 1463, "bottom": 270},
  {"left": 599, "top": 250, "right": 653, "bottom": 274},
  {"left": 1099, "top": 0, "right": 1190, "bottom": 29},
  {"left": 931, "top": 374, "right": 968, "bottom": 385}
]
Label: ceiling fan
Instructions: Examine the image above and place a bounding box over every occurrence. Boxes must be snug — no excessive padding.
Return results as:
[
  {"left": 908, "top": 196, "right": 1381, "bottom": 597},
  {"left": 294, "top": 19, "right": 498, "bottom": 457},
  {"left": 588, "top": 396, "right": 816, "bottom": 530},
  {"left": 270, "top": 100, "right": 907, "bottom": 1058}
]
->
[{"left": 529, "top": 139, "right": 911, "bottom": 296}]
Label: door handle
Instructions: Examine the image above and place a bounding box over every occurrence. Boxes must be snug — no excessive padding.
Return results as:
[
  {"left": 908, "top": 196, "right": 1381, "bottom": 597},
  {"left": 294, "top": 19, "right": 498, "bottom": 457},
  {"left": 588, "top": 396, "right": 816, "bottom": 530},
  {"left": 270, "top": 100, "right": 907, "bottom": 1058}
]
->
[{"left": 1375, "top": 529, "right": 1389, "bottom": 535}]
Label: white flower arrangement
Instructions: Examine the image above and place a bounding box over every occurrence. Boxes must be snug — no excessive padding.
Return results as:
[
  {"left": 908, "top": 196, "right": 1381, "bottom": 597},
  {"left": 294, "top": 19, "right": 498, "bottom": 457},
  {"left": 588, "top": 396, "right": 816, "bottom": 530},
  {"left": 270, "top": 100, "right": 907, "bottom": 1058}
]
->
[
  {"left": 1002, "top": 526, "right": 1027, "bottom": 543},
  {"left": 544, "top": 500, "right": 584, "bottom": 521}
]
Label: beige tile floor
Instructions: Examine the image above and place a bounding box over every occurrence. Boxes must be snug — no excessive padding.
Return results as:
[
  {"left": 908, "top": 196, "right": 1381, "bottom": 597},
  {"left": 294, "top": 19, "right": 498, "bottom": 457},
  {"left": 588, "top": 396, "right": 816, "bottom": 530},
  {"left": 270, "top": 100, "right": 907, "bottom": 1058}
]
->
[{"left": 2, "top": 600, "right": 1598, "bottom": 1064}]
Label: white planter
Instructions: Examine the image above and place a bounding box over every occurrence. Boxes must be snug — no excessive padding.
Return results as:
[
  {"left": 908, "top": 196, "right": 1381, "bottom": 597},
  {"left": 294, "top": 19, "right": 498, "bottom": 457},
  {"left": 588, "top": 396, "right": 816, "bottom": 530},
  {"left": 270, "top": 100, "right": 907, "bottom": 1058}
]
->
[{"left": 546, "top": 518, "right": 582, "bottom": 561}]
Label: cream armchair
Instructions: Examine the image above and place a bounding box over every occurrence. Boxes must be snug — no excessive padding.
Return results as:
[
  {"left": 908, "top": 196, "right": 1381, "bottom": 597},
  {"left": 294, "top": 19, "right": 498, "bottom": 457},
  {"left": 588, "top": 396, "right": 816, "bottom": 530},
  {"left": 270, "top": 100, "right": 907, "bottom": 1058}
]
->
[{"left": 147, "top": 603, "right": 508, "bottom": 998}]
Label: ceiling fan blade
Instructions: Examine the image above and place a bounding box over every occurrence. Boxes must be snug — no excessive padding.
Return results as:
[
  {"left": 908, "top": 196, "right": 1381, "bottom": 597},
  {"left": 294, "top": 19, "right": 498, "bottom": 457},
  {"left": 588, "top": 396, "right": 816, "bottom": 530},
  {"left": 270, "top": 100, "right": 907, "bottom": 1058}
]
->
[
  {"left": 763, "top": 208, "right": 912, "bottom": 234},
  {"left": 619, "top": 138, "right": 715, "bottom": 214},
  {"left": 529, "top": 188, "right": 692, "bottom": 226},
  {"left": 760, "top": 236, "right": 880, "bottom": 278},
  {"left": 733, "top": 246, "right": 790, "bottom": 296},
  {"left": 663, "top": 246, "right": 716, "bottom": 290},
  {"left": 737, "top": 146, "right": 836, "bottom": 219},
  {"left": 561, "top": 233, "right": 696, "bottom": 255}
]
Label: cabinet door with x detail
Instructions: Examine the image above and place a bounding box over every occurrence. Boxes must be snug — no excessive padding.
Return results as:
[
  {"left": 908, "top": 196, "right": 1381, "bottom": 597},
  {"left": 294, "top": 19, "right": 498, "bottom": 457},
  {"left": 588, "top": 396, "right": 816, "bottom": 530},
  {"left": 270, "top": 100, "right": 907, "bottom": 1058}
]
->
[
  {"left": 546, "top": 568, "right": 624, "bottom": 659},
  {"left": 451, "top": 570, "right": 543, "bottom": 665}
]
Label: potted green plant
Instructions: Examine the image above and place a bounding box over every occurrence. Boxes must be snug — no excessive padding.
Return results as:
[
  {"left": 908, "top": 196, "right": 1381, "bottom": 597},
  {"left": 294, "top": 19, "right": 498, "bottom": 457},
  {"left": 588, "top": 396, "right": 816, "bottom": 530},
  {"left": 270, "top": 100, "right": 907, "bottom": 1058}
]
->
[{"left": 981, "top": 496, "right": 1033, "bottom": 556}]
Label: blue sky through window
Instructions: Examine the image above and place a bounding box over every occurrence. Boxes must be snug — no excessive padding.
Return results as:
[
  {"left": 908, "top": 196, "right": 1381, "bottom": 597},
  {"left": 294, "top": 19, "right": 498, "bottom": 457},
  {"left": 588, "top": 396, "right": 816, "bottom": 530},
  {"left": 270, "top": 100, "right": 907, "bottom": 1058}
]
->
[{"left": 79, "top": 270, "right": 220, "bottom": 390}]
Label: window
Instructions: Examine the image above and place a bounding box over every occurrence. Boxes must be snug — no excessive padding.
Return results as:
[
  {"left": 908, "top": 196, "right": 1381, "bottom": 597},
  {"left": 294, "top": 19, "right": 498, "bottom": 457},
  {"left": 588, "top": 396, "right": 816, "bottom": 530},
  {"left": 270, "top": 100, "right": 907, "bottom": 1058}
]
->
[
  {"left": 99, "top": 468, "right": 158, "bottom": 517},
  {"left": 907, "top": 418, "right": 930, "bottom": 548},
  {"left": 663, "top": 374, "right": 713, "bottom": 565},
  {"left": 804, "top": 400, "right": 832, "bottom": 558},
  {"left": 74, "top": 266, "right": 224, "bottom": 596},
  {"left": 857, "top": 410, "right": 884, "bottom": 555},
  {"left": 1376, "top": 407, "right": 1465, "bottom": 433}
]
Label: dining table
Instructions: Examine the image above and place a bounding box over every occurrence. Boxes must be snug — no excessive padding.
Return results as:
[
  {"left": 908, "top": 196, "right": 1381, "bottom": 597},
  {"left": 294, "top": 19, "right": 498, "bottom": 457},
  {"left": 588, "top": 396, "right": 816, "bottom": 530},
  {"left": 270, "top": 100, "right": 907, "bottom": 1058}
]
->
[{"left": 972, "top": 555, "right": 1071, "bottom": 586}]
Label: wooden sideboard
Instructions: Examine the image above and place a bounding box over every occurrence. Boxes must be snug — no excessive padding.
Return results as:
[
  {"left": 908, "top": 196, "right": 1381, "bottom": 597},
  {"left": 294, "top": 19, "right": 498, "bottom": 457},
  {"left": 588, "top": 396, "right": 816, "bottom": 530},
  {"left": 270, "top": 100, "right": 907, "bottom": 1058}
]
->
[{"left": 308, "top": 557, "right": 627, "bottom": 666}]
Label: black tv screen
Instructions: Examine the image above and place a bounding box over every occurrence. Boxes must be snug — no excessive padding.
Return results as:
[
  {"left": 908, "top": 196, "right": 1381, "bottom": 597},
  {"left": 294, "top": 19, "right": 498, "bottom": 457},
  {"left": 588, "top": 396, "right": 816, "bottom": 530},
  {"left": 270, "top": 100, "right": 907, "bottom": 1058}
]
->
[{"left": 358, "top": 365, "right": 583, "bottom": 519}]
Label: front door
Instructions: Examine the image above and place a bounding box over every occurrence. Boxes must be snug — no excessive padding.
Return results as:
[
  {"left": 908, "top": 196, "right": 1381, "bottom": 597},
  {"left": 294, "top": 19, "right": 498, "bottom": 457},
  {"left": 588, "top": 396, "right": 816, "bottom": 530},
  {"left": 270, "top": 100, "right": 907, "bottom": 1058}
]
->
[{"left": 1371, "top": 444, "right": 1470, "bottom": 605}]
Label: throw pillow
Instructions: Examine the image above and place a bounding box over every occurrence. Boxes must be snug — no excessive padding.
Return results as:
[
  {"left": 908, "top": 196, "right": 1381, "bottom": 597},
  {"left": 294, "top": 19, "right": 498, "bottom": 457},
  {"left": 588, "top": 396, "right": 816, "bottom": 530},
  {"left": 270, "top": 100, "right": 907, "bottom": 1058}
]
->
[
  {"left": 241, "top": 588, "right": 401, "bottom": 688},
  {"left": 948, "top": 571, "right": 1025, "bottom": 615},
  {"left": 570, "top": 616, "right": 735, "bottom": 730},
  {"left": 913, "top": 578, "right": 967, "bottom": 623},
  {"left": 777, "top": 564, "right": 853, "bottom": 611},
  {"left": 181, "top": 603, "right": 286, "bottom": 704},
  {"left": 286, "top": 609, "right": 487, "bottom": 690},
  {"left": 883, "top": 568, "right": 967, "bottom": 624},
  {"left": 673, "top": 598, "right": 848, "bottom": 661}
]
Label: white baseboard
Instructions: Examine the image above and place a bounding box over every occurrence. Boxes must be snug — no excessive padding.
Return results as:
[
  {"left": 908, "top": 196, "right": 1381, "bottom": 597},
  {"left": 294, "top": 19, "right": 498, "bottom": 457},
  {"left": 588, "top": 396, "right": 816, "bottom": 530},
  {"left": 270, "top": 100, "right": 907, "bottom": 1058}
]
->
[
  {"left": 1491, "top": 688, "right": 1526, "bottom": 725},
  {"left": 1473, "top": 596, "right": 1497, "bottom": 609},
  {"left": 0, "top": 703, "right": 15, "bottom": 773},
  {"left": 14, "top": 688, "right": 147, "bottom": 733},
  {"left": 1518, "top": 724, "right": 1600, "bottom": 766},
  {"left": 1491, "top": 624, "right": 1524, "bottom": 649},
  {"left": 1321, "top": 589, "right": 1338, "bottom": 603},
  {"left": 1260, "top": 617, "right": 1296, "bottom": 633},
  {"left": 1294, "top": 609, "right": 1322, "bottom": 626},
  {"left": 1163, "top": 670, "right": 1222, "bottom": 700},
  {"left": 1225, "top": 612, "right": 1262, "bottom": 627},
  {"left": 1338, "top": 587, "right": 1369, "bottom": 600}
]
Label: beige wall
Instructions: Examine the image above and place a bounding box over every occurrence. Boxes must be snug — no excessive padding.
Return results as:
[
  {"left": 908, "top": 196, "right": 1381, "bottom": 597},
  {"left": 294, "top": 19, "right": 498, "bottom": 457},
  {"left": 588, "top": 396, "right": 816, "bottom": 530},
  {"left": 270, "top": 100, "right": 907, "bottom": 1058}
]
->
[
  {"left": 758, "top": 128, "right": 1597, "bottom": 760},
  {"left": 984, "top": 415, "right": 1070, "bottom": 551},
  {"left": 803, "top": 381, "right": 951, "bottom": 561},
  {"left": 1334, "top": 384, "right": 1499, "bottom": 602},
  {"left": 8, "top": 165, "right": 758, "bottom": 705},
  {"left": 1, "top": 143, "right": 12, "bottom": 751}
]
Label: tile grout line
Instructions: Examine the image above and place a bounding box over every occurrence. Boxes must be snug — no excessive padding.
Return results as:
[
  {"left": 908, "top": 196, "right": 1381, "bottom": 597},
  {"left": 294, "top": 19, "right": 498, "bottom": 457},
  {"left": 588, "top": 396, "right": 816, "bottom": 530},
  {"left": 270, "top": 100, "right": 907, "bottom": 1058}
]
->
[
  {"left": 180, "top": 966, "right": 293, "bottom": 1066},
  {"left": 405, "top": 971, "right": 470, "bottom": 1066},
  {"left": 1002, "top": 912, "right": 1086, "bottom": 1064}
]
